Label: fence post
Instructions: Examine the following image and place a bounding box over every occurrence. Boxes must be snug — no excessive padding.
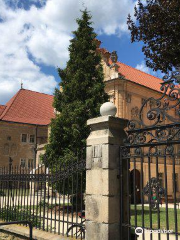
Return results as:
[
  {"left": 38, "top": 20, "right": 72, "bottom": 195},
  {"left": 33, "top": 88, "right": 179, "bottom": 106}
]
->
[{"left": 86, "top": 111, "right": 128, "bottom": 240}]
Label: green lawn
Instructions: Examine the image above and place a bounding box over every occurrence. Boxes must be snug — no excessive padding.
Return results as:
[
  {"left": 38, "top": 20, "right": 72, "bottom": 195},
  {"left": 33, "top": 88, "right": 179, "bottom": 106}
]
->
[{"left": 131, "top": 205, "right": 180, "bottom": 232}]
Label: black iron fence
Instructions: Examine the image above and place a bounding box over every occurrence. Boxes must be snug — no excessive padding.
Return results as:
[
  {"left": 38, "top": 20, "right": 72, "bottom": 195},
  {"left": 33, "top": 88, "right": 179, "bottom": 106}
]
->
[
  {"left": 0, "top": 157, "right": 86, "bottom": 239},
  {"left": 120, "top": 69, "right": 180, "bottom": 240}
]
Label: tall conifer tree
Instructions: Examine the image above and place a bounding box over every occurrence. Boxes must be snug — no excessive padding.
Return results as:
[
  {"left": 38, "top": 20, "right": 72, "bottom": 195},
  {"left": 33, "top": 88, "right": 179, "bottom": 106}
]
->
[{"left": 45, "top": 9, "right": 108, "bottom": 165}]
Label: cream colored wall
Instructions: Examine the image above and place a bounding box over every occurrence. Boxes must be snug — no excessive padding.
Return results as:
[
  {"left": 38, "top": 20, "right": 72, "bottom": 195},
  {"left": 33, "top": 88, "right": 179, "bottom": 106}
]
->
[
  {"left": 0, "top": 121, "right": 48, "bottom": 167},
  {"left": 103, "top": 59, "right": 179, "bottom": 199},
  {"left": 130, "top": 162, "right": 180, "bottom": 199}
]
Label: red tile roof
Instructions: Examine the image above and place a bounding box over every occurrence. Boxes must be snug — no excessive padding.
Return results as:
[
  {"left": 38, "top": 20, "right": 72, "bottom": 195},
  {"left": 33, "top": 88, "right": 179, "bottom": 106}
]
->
[
  {"left": 0, "top": 105, "right": 6, "bottom": 116},
  {"left": 97, "top": 46, "right": 163, "bottom": 92},
  {"left": 0, "top": 89, "right": 54, "bottom": 125},
  {"left": 116, "top": 61, "right": 163, "bottom": 92}
]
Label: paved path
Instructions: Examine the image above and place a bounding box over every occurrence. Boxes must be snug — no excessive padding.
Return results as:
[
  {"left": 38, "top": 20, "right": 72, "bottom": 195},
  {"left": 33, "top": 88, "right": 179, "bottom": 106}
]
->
[{"left": 139, "top": 232, "right": 180, "bottom": 240}]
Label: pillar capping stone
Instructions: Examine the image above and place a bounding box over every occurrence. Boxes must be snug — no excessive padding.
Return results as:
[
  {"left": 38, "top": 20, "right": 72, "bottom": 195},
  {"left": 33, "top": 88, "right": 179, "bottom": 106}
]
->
[
  {"left": 87, "top": 116, "right": 128, "bottom": 145},
  {"left": 87, "top": 116, "right": 127, "bottom": 129}
]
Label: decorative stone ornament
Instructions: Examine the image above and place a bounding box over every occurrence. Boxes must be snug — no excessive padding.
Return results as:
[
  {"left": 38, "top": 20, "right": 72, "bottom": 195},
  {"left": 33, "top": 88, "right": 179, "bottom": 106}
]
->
[
  {"left": 100, "top": 102, "right": 117, "bottom": 116},
  {"left": 111, "top": 51, "right": 118, "bottom": 63}
]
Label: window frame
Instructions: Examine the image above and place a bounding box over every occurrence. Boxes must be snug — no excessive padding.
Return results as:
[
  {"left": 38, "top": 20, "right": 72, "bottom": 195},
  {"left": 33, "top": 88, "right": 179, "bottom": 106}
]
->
[
  {"left": 29, "top": 135, "right": 35, "bottom": 144},
  {"left": 21, "top": 134, "right": 27, "bottom": 143}
]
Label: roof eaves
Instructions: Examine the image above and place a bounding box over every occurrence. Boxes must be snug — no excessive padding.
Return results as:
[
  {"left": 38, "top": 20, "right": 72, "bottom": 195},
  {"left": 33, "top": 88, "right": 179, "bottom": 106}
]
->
[
  {"left": 105, "top": 76, "right": 162, "bottom": 94},
  {"left": 0, "top": 119, "right": 50, "bottom": 126}
]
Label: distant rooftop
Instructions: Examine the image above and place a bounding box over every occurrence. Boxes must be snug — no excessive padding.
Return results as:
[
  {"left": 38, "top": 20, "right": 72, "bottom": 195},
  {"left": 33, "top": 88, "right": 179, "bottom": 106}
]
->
[{"left": 0, "top": 89, "right": 54, "bottom": 125}]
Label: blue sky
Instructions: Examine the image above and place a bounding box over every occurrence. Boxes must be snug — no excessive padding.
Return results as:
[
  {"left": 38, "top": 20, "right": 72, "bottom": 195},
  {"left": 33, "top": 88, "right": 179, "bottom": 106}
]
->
[{"left": 0, "top": 0, "right": 162, "bottom": 104}]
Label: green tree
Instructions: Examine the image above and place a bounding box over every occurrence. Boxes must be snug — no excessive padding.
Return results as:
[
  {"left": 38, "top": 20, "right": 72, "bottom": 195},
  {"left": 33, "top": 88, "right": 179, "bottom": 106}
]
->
[
  {"left": 127, "top": 0, "right": 180, "bottom": 73},
  {"left": 45, "top": 9, "right": 108, "bottom": 166}
]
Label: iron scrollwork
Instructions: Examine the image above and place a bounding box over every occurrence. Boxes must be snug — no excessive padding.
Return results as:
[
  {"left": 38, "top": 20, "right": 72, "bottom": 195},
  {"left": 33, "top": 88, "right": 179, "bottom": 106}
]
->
[
  {"left": 127, "top": 126, "right": 180, "bottom": 146},
  {"left": 128, "top": 67, "right": 180, "bottom": 130},
  {"left": 125, "top": 68, "right": 180, "bottom": 146}
]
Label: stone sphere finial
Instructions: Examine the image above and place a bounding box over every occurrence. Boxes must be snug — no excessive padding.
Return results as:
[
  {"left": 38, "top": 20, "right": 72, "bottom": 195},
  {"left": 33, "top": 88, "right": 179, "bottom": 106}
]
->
[{"left": 100, "top": 102, "right": 117, "bottom": 116}]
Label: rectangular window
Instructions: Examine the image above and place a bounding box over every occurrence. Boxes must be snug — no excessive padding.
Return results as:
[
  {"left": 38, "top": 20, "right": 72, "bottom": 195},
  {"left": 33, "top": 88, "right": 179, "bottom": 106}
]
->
[
  {"left": 28, "top": 159, "right": 34, "bottom": 169},
  {"left": 21, "top": 134, "right": 27, "bottom": 143},
  {"left": 29, "top": 135, "right": 35, "bottom": 143},
  {"left": 20, "top": 159, "right": 26, "bottom": 168}
]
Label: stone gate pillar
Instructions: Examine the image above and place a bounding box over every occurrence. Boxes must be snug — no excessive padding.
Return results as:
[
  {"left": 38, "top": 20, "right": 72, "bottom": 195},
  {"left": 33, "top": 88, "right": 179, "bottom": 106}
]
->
[{"left": 86, "top": 103, "right": 128, "bottom": 240}]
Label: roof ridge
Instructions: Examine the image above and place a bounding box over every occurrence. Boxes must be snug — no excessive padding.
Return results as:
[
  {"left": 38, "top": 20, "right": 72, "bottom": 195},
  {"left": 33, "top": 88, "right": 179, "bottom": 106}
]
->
[
  {"left": 20, "top": 88, "right": 54, "bottom": 97},
  {"left": 98, "top": 45, "right": 162, "bottom": 81},
  {"left": 0, "top": 90, "right": 21, "bottom": 119}
]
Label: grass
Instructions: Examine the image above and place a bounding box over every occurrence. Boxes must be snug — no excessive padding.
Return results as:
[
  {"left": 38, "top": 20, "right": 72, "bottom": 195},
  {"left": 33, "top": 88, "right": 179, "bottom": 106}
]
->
[
  {"left": 38, "top": 200, "right": 71, "bottom": 209},
  {"left": 131, "top": 205, "right": 180, "bottom": 232}
]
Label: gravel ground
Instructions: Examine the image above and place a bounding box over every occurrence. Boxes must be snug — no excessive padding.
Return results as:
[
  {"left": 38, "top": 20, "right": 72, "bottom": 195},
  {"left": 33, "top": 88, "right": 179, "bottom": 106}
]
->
[{"left": 0, "top": 232, "right": 25, "bottom": 240}]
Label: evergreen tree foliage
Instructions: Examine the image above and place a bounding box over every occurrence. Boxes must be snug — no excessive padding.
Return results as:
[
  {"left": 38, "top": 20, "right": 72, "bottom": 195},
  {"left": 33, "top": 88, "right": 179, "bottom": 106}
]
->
[
  {"left": 45, "top": 9, "right": 108, "bottom": 166},
  {"left": 127, "top": 0, "right": 180, "bottom": 73}
]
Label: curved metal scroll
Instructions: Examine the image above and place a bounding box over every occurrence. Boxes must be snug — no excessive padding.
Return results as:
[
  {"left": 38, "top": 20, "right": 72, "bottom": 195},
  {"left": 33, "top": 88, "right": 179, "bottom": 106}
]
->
[{"left": 128, "top": 67, "right": 180, "bottom": 130}]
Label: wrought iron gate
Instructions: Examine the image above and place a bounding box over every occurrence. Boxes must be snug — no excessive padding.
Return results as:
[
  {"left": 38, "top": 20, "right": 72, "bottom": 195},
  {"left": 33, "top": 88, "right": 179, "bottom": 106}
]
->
[{"left": 120, "top": 69, "right": 180, "bottom": 240}]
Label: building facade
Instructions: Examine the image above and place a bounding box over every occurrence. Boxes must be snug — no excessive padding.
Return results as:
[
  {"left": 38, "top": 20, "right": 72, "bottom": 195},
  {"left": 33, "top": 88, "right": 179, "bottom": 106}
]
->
[
  {"left": 0, "top": 42, "right": 178, "bottom": 199},
  {"left": 97, "top": 41, "right": 180, "bottom": 200},
  {"left": 0, "top": 89, "right": 54, "bottom": 168}
]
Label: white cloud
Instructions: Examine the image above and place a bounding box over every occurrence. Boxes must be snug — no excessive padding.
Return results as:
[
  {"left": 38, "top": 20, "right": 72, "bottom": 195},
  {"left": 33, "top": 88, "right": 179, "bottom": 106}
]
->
[
  {"left": 0, "top": 0, "right": 135, "bottom": 104},
  {"left": 136, "top": 61, "right": 164, "bottom": 79},
  {"left": 136, "top": 62, "right": 152, "bottom": 75}
]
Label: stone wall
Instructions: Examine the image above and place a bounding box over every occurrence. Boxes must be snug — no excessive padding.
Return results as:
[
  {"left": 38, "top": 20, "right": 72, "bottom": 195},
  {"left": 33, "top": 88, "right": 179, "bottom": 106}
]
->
[{"left": 0, "top": 122, "right": 48, "bottom": 167}]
